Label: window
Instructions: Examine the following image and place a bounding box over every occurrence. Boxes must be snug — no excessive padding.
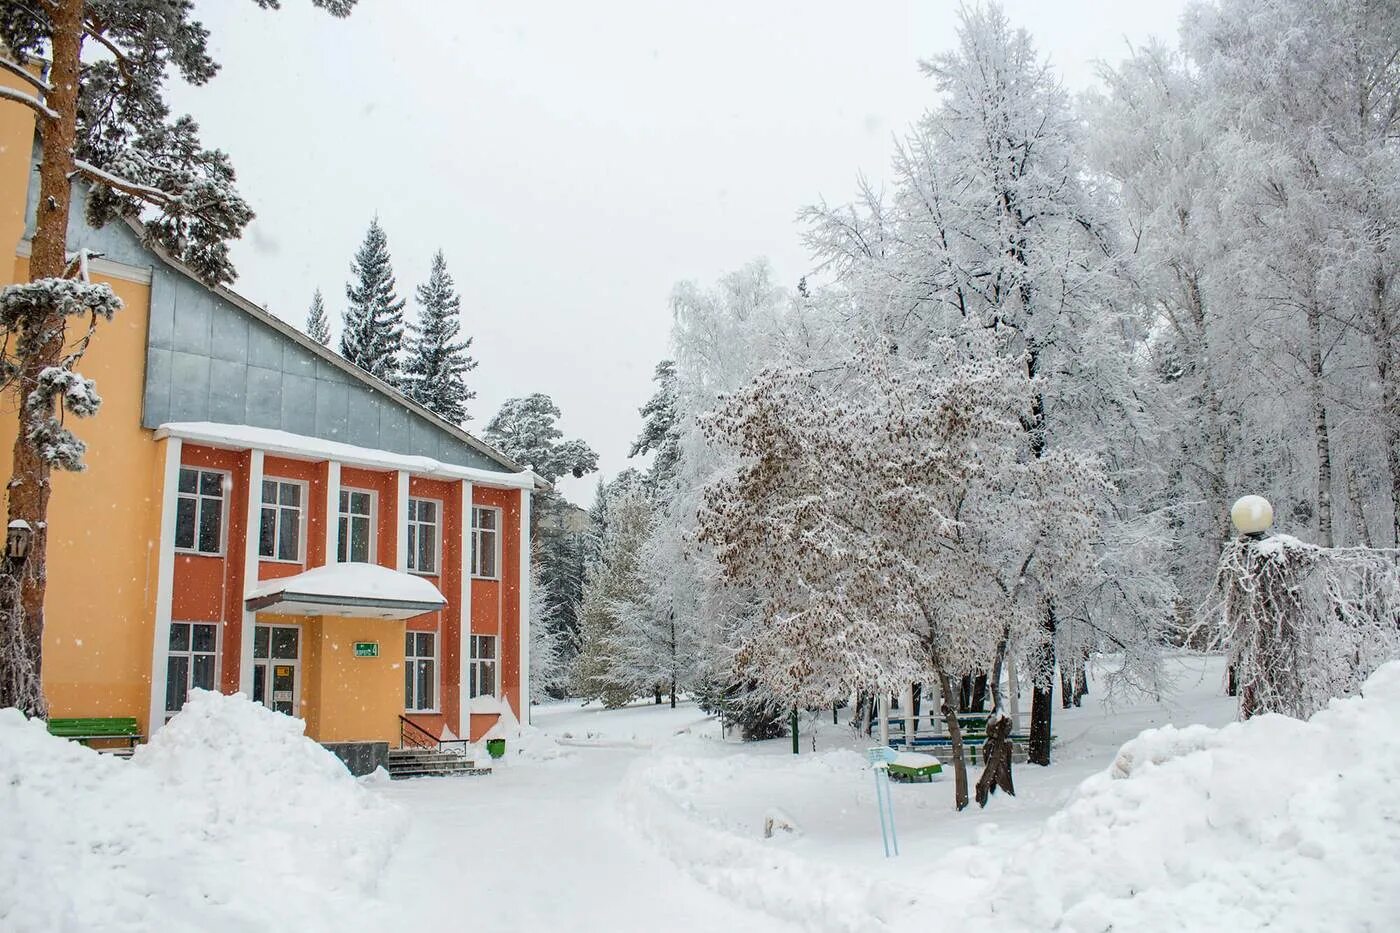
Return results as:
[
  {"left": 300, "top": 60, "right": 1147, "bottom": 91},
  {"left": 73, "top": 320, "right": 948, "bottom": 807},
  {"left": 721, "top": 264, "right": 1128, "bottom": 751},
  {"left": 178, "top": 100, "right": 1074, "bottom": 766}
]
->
[
  {"left": 338, "top": 489, "right": 375, "bottom": 563},
  {"left": 405, "top": 631, "right": 437, "bottom": 711},
  {"left": 471, "top": 506, "right": 499, "bottom": 579},
  {"left": 468, "top": 634, "right": 497, "bottom": 699},
  {"left": 259, "top": 479, "right": 304, "bottom": 562},
  {"left": 406, "top": 498, "right": 439, "bottom": 574},
  {"left": 174, "top": 468, "right": 225, "bottom": 554},
  {"left": 165, "top": 621, "right": 219, "bottom": 714}
]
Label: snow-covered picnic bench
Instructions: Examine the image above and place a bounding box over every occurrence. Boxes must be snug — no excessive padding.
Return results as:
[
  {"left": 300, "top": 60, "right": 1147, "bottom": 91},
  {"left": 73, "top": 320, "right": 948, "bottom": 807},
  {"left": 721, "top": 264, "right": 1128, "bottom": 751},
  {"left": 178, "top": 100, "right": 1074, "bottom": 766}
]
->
[{"left": 47, "top": 717, "right": 143, "bottom": 755}]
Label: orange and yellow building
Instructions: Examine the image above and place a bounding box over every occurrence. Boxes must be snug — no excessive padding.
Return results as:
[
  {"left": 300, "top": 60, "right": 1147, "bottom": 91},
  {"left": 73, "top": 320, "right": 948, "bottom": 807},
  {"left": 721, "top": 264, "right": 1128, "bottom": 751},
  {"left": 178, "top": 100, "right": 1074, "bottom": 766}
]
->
[{"left": 0, "top": 66, "right": 537, "bottom": 750}]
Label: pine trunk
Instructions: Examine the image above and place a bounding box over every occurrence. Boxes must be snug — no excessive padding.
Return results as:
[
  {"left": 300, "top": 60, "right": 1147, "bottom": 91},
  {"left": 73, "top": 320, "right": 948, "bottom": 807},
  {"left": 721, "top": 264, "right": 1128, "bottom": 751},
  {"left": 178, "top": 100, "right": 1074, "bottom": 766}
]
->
[
  {"left": 938, "top": 671, "right": 969, "bottom": 811},
  {"left": 1306, "top": 300, "right": 1335, "bottom": 547},
  {"left": 0, "top": 0, "right": 83, "bottom": 717}
]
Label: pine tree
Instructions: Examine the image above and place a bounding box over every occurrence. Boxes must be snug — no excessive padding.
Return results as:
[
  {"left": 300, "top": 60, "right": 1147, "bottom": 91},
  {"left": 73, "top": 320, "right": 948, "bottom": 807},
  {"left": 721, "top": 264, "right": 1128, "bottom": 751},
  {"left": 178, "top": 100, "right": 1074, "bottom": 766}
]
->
[
  {"left": 305, "top": 289, "right": 331, "bottom": 346},
  {"left": 340, "top": 218, "right": 406, "bottom": 386},
  {"left": 629, "top": 360, "right": 680, "bottom": 491},
  {"left": 0, "top": 0, "right": 354, "bottom": 716},
  {"left": 403, "top": 250, "right": 477, "bottom": 423},
  {"left": 484, "top": 394, "right": 599, "bottom": 483}
]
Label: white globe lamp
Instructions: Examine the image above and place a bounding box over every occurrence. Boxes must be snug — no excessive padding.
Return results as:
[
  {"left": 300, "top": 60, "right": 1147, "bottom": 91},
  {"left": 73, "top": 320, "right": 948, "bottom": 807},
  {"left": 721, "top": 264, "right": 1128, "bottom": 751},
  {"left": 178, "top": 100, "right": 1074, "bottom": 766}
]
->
[{"left": 1230, "top": 495, "right": 1273, "bottom": 537}]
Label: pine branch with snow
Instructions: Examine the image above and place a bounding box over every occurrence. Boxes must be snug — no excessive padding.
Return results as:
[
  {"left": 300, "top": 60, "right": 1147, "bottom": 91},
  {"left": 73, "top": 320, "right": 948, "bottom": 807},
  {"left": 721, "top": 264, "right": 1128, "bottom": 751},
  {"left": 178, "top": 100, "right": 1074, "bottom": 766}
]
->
[
  {"left": 340, "top": 218, "right": 406, "bottom": 386},
  {"left": 305, "top": 289, "right": 330, "bottom": 346},
  {"left": 402, "top": 250, "right": 477, "bottom": 424}
]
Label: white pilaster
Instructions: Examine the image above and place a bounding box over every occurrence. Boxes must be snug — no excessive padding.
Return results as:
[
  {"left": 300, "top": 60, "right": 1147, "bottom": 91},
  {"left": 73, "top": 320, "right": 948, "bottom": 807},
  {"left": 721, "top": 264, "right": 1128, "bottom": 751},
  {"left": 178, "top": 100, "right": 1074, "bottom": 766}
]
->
[
  {"left": 877, "top": 693, "right": 890, "bottom": 749},
  {"left": 458, "top": 480, "right": 473, "bottom": 735},
  {"left": 395, "top": 470, "right": 409, "bottom": 572},
  {"left": 324, "top": 460, "right": 341, "bottom": 565},
  {"left": 902, "top": 684, "right": 915, "bottom": 749},
  {"left": 147, "top": 436, "right": 183, "bottom": 733},
  {"left": 239, "top": 448, "right": 265, "bottom": 696},
  {"left": 518, "top": 487, "right": 531, "bottom": 723}
]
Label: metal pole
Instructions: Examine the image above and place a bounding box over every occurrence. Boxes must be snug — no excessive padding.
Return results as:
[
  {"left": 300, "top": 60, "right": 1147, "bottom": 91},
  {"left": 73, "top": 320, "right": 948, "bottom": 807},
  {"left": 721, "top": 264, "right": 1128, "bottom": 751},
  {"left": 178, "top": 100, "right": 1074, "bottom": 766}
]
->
[{"left": 791, "top": 706, "right": 799, "bottom": 755}]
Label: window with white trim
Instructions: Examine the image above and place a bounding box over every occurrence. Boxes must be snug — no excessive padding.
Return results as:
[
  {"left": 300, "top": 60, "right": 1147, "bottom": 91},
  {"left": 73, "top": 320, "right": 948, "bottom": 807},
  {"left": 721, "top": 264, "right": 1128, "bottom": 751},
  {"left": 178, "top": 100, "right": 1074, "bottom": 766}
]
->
[
  {"left": 470, "top": 506, "right": 499, "bottom": 579},
  {"left": 165, "top": 621, "right": 219, "bottom": 714},
  {"left": 258, "top": 479, "right": 305, "bottom": 562},
  {"left": 468, "top": 634, "right": 497, "bottom": 699},
  {"left": 338, "top": 488, "right": 375, "bottom": 563},
  {"left": 406, "top": 498, "right": 439, "bottom": 574},
  {"left": 404, "top": 631, "right": 437, "bottom": 711},
  {"left": 174, "top": 468, "right": 225, "bottom": 555}
]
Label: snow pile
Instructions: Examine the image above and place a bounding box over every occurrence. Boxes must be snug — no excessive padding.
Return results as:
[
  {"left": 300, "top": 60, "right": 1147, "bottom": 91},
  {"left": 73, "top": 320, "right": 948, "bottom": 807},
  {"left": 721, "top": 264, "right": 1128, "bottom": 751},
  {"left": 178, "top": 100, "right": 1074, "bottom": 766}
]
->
[
  {"left": 0, "top": 690, "right": 401, "bottom": 932},
  {"left": 245, "top": 560, "right": 445, "bottom": 605},
  {"left": 620, "top": 748, "right": 921, "bottom": 931},
  {"left": 983, "top": 661, "right": 1400, "bottom": 931}
]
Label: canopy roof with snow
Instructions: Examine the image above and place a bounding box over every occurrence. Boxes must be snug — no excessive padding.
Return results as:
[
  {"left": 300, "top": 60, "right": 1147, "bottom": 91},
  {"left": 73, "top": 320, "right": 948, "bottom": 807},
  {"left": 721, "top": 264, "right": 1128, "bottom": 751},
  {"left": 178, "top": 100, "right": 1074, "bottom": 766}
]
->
[{"left": 245, "top": 563, "right": 447, "bottom": 620}]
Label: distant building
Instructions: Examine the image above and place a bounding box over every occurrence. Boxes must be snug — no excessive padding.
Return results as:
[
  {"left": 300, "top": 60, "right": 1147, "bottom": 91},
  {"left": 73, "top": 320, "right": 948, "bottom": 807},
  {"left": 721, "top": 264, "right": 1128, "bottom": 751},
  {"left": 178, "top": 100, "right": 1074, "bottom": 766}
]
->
[
  {"left": 0, "top": 71, "right": 540, "bottom": 747},
  {"left": 539, "top": 501, "right": 591, "bottom": 535}
]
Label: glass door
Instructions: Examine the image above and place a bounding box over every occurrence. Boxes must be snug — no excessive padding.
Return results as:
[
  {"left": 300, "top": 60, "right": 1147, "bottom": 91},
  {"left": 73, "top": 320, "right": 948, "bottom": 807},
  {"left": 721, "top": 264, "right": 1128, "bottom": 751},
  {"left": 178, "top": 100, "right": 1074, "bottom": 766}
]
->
[{"left": 252, "top": 623, "right": 301, "bottom": 716}]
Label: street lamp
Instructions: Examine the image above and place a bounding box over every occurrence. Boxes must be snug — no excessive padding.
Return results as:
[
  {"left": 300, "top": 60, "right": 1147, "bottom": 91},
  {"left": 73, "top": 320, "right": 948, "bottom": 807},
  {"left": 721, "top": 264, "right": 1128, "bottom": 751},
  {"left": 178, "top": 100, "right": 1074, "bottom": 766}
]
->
[
  {"left": 1230, "top": 495, "right": 1273, "bottom": 538},
  {"left": 6, "top": 519, "right": 33, "bottom": 563}
]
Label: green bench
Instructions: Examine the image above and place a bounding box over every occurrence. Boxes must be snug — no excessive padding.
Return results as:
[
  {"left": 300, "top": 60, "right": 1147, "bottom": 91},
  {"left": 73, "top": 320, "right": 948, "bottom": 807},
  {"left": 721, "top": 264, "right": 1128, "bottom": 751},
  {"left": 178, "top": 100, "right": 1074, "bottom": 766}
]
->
[{"left": 47, "top": 717, "right": 143, "bottom": 753}]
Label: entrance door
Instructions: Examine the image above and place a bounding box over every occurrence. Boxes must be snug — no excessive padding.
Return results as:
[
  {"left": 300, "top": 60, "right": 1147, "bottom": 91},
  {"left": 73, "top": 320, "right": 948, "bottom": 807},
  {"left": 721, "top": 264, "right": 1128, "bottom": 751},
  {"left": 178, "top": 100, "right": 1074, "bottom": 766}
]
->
[{"left": 252, "top": 623, "right": 301, "bottom": 716}]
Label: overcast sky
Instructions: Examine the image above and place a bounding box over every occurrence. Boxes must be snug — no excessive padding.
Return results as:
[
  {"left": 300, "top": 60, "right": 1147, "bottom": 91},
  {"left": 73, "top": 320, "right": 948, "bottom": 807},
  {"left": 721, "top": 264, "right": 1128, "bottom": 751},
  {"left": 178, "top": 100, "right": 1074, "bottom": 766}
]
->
[{"left": 172, "top": 1, "right": 1188, "bottom": 503}]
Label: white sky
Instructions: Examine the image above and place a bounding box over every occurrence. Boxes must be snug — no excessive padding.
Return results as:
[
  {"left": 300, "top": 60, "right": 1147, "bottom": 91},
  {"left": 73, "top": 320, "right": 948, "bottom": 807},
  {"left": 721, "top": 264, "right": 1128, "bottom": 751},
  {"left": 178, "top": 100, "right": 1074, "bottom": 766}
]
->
[{"left": 171, "top": 1, "right": 1188, "bottom": 503}]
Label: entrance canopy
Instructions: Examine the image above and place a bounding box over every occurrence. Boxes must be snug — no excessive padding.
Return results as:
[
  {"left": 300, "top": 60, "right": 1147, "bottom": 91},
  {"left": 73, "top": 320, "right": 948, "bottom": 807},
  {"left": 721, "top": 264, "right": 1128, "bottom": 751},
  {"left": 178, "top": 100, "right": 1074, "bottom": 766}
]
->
[{"left": 245, "top": 563, "right": 446, "bottom": 620}]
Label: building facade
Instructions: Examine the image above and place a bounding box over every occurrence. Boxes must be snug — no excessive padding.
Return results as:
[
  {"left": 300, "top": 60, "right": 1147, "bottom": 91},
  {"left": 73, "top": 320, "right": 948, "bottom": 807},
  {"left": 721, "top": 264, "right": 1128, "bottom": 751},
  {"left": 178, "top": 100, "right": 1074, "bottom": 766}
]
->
[{"left": 0, "top": 69, "right": 535, "bottom": 746}]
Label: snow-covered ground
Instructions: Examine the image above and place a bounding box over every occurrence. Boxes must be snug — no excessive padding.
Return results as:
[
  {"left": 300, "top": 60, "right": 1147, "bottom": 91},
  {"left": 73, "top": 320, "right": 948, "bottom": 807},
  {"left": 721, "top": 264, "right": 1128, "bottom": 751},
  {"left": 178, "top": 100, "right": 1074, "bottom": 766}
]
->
[{"left": 7, "top": 655, "right": 1398, "bottom": 931}]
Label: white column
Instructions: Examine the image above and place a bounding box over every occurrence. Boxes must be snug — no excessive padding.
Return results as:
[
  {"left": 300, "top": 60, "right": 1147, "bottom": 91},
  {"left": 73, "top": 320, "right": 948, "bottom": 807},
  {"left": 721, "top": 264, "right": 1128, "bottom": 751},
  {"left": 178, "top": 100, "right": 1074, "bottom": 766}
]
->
[
  {"left": 518, "top": 487, "right": 532, "bottom": 724},
  {"left": 930, "top": 679, "right": 944, "bottom": 736},
  {"left": 458, "top": 480, "right": 473, "bottom": 736},
  {"left": 395, "top": 470, "right": 409, "bottom": 572},
  {"left": 1007, "top": 653, "right": 1021, "bottom": 730},
  {"left": 877, "top": 693, "right": 890, "bottom": 748},
  {"left": 147, "top": 437, "right": 183, "bottom": 733},
  {"left": 238, "top": 449, "right": 265, "bottom": 696},
  {"left": 324, "top": 460, "right": 340, "bottom": 565}
]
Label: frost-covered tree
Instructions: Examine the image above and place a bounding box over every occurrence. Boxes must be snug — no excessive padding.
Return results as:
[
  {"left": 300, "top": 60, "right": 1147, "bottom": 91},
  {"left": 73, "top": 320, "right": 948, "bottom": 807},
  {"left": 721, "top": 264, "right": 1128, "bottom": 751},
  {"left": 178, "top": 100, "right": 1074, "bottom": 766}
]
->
[
  {"left": 403, "top": 250, "right": 477, "bottom": 424},
  {"left": 802, "top": 5, "right": 1171, "bottom": 764},
  {"left": 573, "top": 481, "right": 654, "bottom": 707},
  {"left": 484, "top": 394, "right": 598, "bottom": 485},
  {"left": 629, "top": 360, "right": 681, "bottom": 490},
  {"left": 305, "top": 288, "right": 331, "bottom": 346},
  {"left": 528, "top": 563, "right": 568, "bottom": 703},
  {"left": 700, "top": 343, "right": 1105, "bottom": 809},
  {"left": 0, "top": 0, "right": 354, "bottom": 716},
  {"left": 340, "top": 218, "right": 406, "bottom": 386}
]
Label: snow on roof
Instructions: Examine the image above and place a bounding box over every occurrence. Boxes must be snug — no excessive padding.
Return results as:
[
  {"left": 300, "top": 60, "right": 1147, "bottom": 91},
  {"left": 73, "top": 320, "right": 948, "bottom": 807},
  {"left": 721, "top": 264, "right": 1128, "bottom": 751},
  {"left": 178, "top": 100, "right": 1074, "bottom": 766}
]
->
[
  {"left": 245, "top": 562, "right": 447, "bottom": 620},
  {"left": 156, "top": 421, "right": 545, "bottom": 491}
]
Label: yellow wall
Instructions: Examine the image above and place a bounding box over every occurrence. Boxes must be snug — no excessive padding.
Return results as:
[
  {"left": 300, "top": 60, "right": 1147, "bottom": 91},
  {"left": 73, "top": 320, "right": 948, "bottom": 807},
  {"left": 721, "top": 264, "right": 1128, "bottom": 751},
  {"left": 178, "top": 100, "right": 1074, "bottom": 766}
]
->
[
  {"left": 0, "top": 63, "right": 37, "bottom": 261},
  {"left": 311, "top": 616, "right": 405, "bottom": 743}
]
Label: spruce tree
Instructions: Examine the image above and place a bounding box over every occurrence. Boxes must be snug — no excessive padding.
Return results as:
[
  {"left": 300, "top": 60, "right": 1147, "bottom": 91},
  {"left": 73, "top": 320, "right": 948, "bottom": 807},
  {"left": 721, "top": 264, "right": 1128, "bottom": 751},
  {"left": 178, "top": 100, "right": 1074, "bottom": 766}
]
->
[
  {"left": 305, "top": 288, "right": 331, "bottom": 346},
  {"left": 340, "top": 218, "right": 406, "bottom": 385},
  {"left": 403, "top": 250, "right": 477, "bottom": 423}
]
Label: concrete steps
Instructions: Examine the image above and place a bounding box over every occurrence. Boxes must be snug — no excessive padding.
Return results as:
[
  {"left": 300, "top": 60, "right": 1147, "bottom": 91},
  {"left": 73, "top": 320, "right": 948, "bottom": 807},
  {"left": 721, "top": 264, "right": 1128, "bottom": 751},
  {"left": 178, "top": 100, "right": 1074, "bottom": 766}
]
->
[{"left": 387, "top": 748, "right": 492, "bottom": 780}]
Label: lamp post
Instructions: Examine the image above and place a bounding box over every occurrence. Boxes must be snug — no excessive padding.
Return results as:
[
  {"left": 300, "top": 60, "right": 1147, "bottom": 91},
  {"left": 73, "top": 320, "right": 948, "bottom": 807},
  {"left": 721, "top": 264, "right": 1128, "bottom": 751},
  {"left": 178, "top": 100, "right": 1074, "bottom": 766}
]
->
[{"left": 6, "top": 519, "right": 33, "bottom": 566}]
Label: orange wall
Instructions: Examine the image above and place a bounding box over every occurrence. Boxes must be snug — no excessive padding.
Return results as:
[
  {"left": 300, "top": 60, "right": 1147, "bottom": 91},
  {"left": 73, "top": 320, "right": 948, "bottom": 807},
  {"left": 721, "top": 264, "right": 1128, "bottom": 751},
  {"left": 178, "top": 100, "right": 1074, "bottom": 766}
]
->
[
  {"left": 0, "top": 64, "right": 37, "bottom": 262},
  {"left": 469, "top": 486, "right": 523, "bottom": 730}
]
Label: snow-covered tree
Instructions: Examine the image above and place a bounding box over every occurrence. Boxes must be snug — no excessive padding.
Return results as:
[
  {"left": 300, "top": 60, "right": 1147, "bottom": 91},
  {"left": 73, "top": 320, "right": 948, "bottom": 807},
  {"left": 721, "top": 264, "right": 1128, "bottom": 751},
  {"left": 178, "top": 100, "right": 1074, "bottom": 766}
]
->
[
  {"left": 305, "top": 289, "right": 331, "bottom": 346},
  {"left": 802, "top": 4, "right": 1172, "bottom": 763},
  {"left": 629, "top": 360, "right": 681, "bottom": 491},
  {"left": 572, "top": 480, "right": 654, "bottom": 707},
  {"left": 403, "top": 250, "right": 477, "bottom": 424},
  {"left": 700, "top": 343, "right": 1106, "bottom": 809},
  {"left": 0, "top": 0, "right": 354, "bottom": 715},
  {"left": 484, "top": 394, "right": 598, "bottom": 485},
  {"left": 528, "top": 563, "right": 568, "bottom": 702},
  {"left": 340, "top": 218, "right": 406, "bottom": 386}
]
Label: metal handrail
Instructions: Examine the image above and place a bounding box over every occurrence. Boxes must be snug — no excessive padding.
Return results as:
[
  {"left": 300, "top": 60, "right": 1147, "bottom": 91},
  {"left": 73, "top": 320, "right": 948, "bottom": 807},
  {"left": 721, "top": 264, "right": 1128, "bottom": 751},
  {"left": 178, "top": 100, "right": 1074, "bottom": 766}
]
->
[{"left": 398, "top": 715, "right": 473, "bottom": 756}]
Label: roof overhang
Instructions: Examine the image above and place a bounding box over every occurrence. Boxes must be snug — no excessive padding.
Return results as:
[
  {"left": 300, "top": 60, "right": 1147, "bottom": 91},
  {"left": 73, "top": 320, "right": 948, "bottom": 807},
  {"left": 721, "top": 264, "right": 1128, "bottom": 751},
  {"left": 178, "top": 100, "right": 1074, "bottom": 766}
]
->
[{"left": 245, "top": 563, "right": 448, "bottom": 621}]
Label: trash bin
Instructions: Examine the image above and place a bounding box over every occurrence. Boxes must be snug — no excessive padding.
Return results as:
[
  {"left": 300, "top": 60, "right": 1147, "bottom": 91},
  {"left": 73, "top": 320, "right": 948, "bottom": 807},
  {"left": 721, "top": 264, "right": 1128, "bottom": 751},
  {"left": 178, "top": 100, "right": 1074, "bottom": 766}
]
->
[{"left": 486, "top": 738, "right": 506, "bottom": 759}]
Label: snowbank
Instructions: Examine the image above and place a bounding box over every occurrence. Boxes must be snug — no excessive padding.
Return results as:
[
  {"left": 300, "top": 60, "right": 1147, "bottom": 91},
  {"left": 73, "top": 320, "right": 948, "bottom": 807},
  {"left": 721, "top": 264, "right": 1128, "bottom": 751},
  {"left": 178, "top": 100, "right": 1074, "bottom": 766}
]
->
[
  {"left": 0, "top": 690, "right": 401, "bottom": 932},
  {"left": 983, "top": 662, "right": 1400, "bottom": 931},
  {"left": 623, "top": 663, "right": 1400, "bottom": 932}
]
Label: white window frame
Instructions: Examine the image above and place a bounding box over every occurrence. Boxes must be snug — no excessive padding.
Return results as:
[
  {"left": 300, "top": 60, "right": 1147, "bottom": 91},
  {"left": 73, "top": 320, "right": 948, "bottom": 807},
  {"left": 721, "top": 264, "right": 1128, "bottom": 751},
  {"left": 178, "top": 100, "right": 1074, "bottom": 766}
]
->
[
  {"left": 174, "top": 467, "right": 229, "bottom": 556},
  {"left": 468, "top": 633, "right": 498, "bottom": 700},
  {"left": 258, "top": 477, "right": 308, "bottom": 564},
  {"left": 406, "top": 496, "right": 442, "bottom": 576},
  {"left": 164, "top": 620, "right": 221, "bottom": 718},
  {"left": 404, "top": 630, "right": 439, "bottom": 712},
  {"left": 337, "top": 487, "right": 377, "bottom": 564},
  {"left": 470, "top": 506, "right": 501, "bottom": 580}
]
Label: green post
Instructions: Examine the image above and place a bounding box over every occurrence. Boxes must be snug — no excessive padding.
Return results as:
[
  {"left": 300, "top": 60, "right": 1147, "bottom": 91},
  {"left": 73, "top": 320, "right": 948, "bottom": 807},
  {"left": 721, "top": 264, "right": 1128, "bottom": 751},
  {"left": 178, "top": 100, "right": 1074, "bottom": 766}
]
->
[{"left": 791, "top": 706, "right": 799, "bottom": 755}]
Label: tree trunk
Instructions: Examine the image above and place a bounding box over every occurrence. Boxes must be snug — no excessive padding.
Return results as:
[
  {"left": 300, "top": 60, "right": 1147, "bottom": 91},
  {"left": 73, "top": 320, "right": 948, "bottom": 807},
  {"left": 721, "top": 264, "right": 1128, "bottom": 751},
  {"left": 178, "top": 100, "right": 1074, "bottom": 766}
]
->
[
  {"left": 911, "top": 682, "right": 922, "bottom": 733},
  {"left": 1027, "top": 604, "right": 1056, "bottom": 766},
  {"left": 1072, "top": 654, "right": 1088, "bottom": 708},
  {"left": 1306, "top": 300, "right": 1335, "bottom": 547},
  {"left": 653, "top": 686, "right": 662, "bottom": 705},
  {"left": 938, "top": 671, "right": 969, "bottom": 811},
  {"left": 958, "top": 673, "right": 973, "bottom": 712},
  {"left": 1059, "top": 663, "right": 1074, "bottom": 709},
  {"left": 1370, "top": 269, "right": 1400, "bottom": 547},
  {"left": 669, "top": 677, "right": 676, "bottom": 709},
  {"left": 969, "top": 673, "right": 988, "bottom": 712},
  {"left": 0, "top": 0, "right": 83, "bottom": 717}
]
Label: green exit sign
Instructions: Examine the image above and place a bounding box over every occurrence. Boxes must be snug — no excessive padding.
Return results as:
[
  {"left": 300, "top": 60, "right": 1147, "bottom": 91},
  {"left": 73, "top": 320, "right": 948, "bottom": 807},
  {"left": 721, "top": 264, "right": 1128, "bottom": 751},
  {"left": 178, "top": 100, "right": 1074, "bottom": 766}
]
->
[{"left": 353, "top": 641, "right": 379, "bottom": 658}]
